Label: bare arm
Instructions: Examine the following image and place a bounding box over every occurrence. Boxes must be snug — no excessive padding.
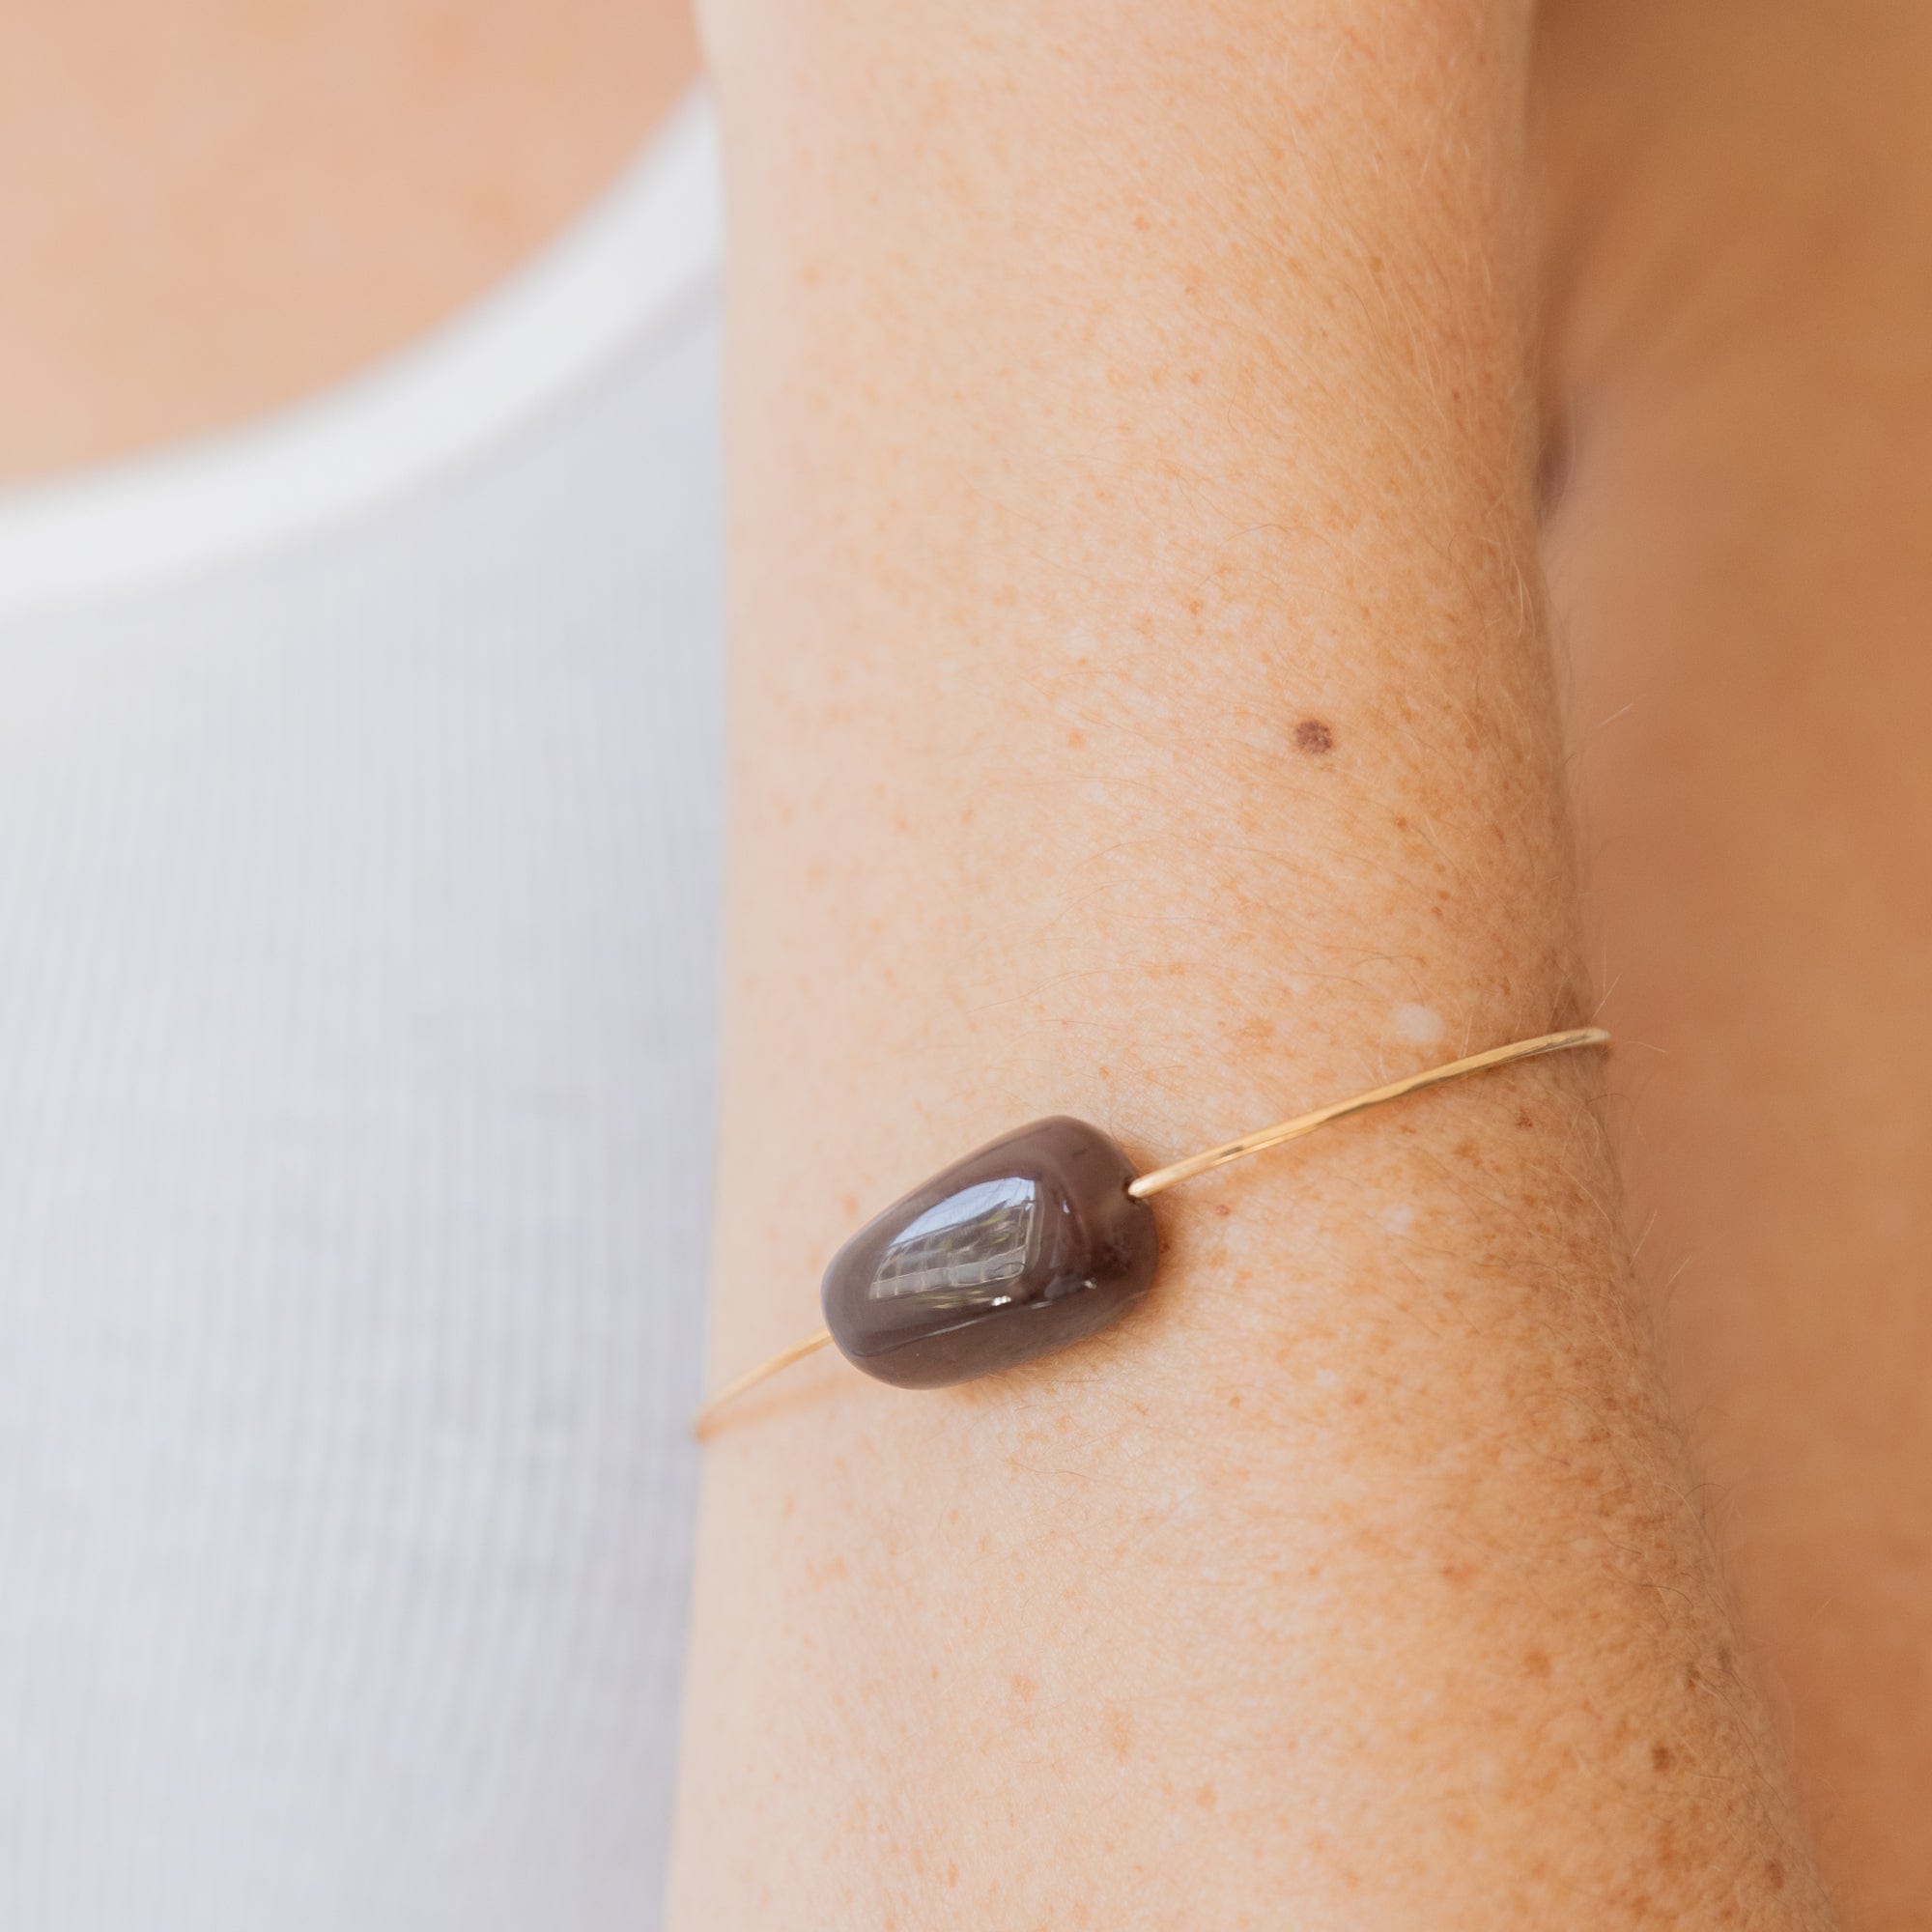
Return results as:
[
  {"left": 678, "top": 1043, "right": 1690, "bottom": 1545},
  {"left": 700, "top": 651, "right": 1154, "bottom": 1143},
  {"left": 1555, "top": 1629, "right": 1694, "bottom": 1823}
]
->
[{"left": 668, "top": 3, "right": 1833, "bottom": 1922}]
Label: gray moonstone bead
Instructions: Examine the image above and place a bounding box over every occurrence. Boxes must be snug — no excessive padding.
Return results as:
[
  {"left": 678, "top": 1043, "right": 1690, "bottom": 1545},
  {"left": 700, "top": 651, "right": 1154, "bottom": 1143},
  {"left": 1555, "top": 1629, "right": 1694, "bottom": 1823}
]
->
[{"left": 820, "top": 1116, "right": 1158, "bottom": 1389}]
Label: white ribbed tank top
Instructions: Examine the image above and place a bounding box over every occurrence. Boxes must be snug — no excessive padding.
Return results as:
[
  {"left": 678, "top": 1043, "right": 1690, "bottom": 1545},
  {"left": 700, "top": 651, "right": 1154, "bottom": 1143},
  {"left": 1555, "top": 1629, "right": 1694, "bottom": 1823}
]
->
[{"left": 0, "top": 96, "right": 722, "bottom": 1932}]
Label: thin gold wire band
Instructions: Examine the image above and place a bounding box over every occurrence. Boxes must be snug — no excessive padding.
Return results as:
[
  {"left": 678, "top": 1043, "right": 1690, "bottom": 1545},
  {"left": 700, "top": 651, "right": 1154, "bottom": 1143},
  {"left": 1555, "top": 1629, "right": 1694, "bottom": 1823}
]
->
[
  {"left": 694, "top": 1025, "right": 1610, "bottom": 1435},
  {"left": 1125, "top": 1025, "right": 1610, "bottom": 1198},
  {"left": 694, "top": 1324, "right": 835, "bottom": 1435}
]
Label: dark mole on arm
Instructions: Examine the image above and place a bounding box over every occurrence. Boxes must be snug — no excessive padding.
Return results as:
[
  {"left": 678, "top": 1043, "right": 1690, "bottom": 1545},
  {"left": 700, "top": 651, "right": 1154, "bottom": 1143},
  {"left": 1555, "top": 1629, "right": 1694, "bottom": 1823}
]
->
[{"left": 1293, "top": 719, "right": 1335, "bottom": 754}]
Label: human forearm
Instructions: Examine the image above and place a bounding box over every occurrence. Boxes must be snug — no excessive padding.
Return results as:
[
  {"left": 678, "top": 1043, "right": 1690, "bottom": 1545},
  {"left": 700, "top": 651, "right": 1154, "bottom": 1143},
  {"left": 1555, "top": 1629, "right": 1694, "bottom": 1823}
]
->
[{"left": 669, "top": 4, "right": 1831, "bottom": 1922}]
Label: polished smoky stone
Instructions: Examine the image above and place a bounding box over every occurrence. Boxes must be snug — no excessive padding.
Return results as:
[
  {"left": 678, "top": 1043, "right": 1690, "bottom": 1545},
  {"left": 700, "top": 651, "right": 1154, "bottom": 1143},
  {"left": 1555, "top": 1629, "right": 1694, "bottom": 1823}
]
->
[{"left": 820, "top": 1116, "right": 1158, "bottom": 1390}]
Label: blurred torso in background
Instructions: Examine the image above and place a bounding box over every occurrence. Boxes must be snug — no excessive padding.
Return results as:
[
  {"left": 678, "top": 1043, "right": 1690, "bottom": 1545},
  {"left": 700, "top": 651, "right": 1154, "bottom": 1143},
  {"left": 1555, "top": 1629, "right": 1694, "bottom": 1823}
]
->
[{"left": 0, "top": 7, "right": 718, "bottom": 1927}]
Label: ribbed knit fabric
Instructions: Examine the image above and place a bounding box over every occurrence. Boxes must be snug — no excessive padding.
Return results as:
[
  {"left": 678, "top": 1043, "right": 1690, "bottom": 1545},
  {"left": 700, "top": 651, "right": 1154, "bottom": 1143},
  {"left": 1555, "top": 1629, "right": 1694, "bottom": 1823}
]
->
[{"left": 0, "top": 269, "right": 722, "bottom": 1926}]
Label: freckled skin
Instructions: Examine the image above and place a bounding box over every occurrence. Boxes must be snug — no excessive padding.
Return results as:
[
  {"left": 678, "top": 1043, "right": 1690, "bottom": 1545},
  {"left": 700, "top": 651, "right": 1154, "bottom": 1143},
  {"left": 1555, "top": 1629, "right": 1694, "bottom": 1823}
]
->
[{"left": 669, "top": 3, "right": 1835, "bottom": 1926}]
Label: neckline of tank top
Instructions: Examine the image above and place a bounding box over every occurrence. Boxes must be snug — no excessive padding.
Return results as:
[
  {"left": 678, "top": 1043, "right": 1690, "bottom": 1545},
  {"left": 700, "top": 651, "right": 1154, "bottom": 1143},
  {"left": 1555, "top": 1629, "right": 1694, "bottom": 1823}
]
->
[{"left": 0, "top": 90, "right": 721, "bottom": 624}]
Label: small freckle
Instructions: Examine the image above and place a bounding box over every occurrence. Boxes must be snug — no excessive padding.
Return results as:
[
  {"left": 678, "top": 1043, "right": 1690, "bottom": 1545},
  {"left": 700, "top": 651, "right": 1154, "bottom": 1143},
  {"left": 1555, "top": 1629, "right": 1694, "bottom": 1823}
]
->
[
  {"left": 1133, "top": 212, "right": 1151, "bottom": 231},
  {"left": 1651, "top": 1743, "right": 1673, "bottom": 1773},
  {"left": 1065, "top": 727, "right": 1086, "bottom": 749},
  {"left": 1102, "top": 1705, "right": 1135, "bottom": 1761},
  {"left": 1215, "top": 1203, "right": 1232, "bottom": 1219},
  {"left": 1523, "top": 1647, "right": 1551, "bottom": 1680},
  {"left": 1516, "top": 1108, "right": 1534, "bottom": 1129},
  {"left": 1011, "top": 1672, "right": 1037, "bottom": 1704},
  {"left": 1293, "top": 718, "right": 1335, "bottom": 754},
  {"left": 1227, "top": 1391, "right": 1241, "bottom": 1409},
  {"left": 1195, "top": 1781, "right": 1217, "bottom": 1809},
  {"left": 1765, "top": 1859, "right": 1785, "bottom": 1891}
]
